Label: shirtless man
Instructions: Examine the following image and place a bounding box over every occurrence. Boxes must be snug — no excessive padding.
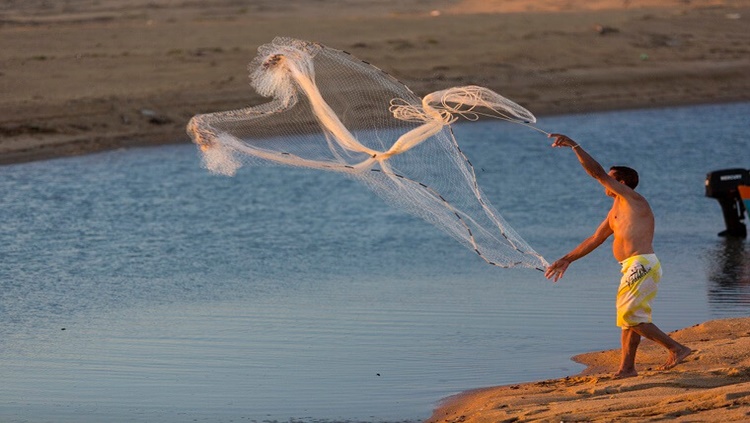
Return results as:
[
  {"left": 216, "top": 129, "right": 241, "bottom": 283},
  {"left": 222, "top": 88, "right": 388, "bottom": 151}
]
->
[{"left": 544, "top": 133, "right": 691, "bottom": 379}]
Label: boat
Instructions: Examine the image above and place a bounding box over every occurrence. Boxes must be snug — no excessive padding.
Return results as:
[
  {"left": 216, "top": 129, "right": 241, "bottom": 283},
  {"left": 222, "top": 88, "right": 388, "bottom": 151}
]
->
[{"left": 739, "top": 185, "right": 750, "bottom": 219}]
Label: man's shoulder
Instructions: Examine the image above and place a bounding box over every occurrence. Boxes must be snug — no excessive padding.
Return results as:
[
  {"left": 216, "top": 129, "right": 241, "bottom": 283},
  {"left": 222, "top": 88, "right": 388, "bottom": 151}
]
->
[
  {"left": 621, "top": 193, "right": 654, "bottom": 217},
  {"left": 618, "top": 189, "right": 649, "bottom": 204},
  {"left": 615, "top": 192, "right": 653, "bottom": 214}
]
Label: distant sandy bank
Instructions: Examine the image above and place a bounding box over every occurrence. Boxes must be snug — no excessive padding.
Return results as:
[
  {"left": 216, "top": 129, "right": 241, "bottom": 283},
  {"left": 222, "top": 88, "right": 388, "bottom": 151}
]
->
[{"left": 1, "top": 0, "right": 749, "bottom": 165}]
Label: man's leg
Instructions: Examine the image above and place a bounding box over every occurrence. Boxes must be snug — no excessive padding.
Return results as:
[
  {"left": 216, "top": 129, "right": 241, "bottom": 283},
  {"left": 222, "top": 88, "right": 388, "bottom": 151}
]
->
[
  {"left": 631, "top": 323, "right": 692, "bottom": 370},
  {"left": 615, "top": 327, "right": 640, "bottom": 378}
]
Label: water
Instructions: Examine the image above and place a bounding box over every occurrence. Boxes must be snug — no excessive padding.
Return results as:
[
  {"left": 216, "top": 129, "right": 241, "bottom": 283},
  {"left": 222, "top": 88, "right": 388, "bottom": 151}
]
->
[{"left": 1, "top": 102, "right": 748, "bottom": 422}]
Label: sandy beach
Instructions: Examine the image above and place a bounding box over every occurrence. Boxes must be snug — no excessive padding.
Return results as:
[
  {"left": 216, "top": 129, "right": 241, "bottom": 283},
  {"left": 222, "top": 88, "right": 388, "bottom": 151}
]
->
[
  {"left": 429, "top": 317, "right": 750, "bottom": 422},
  {"left": 1, "top": 0, "right": 749, "bottom": 164},
  {"left": 2, "top": 0, "right": 750, "bottom": 421}
]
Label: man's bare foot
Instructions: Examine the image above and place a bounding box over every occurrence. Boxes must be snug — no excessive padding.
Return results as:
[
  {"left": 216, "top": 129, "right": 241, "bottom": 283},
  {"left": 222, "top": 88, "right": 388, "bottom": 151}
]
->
[
  {"left": 658, "top": 346, "right": 692, "bottom": 371},
  {"left": 613, "top": 369, "right": 638, "bottom": 379}
]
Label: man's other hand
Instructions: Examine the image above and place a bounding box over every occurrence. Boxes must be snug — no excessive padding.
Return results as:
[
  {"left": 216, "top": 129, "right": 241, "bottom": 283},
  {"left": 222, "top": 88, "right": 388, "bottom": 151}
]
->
[{"left": 545, "top": 258, "right": 571, "bottom": 282}]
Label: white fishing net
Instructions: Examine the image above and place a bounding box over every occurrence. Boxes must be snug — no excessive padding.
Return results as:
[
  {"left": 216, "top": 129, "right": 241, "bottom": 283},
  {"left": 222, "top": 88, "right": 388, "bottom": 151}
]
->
[{"left": 188, "top": 37, "right": 548, "bottom": 271}]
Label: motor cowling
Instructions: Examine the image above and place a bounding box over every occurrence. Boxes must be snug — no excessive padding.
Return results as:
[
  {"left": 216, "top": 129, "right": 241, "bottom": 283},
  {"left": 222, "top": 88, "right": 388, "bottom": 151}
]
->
[{"left": 705, "top": 168, "right": 749, "bottom": 238}]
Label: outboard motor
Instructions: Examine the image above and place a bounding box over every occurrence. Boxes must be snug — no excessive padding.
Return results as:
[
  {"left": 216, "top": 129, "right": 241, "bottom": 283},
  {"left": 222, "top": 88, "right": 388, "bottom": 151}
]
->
[{"left": 705, "top": 168, "right": 749, "bottom": 238}]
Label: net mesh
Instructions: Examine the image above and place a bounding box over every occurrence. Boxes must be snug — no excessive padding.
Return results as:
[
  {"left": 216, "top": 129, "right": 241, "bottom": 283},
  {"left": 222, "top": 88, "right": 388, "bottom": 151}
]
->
[{"left": 188, "top": 37, "right": 548, "bottom": 270}]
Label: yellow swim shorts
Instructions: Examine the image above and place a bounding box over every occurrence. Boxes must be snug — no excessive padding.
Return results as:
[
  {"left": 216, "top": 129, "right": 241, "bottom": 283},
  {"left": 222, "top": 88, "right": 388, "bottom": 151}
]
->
[{"left": 616, "top": 253, "right": 662, "bottom": 328}]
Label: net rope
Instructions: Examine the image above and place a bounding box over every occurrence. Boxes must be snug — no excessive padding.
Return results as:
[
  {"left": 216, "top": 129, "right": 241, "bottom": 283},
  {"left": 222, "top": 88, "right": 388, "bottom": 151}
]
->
[{"left": 188, "top": 37, "right": 548, "bottom": 271}]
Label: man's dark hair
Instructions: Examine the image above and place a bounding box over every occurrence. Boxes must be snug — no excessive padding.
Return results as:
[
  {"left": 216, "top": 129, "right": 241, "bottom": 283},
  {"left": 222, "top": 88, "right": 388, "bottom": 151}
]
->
[{"left": 610, "top": 166, "right": 639, "bottom": 189}]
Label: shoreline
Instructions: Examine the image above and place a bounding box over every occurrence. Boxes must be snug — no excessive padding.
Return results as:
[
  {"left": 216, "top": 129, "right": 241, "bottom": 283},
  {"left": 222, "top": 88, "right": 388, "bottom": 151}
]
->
[
  {"left": 3, "top": 98, "right": 747, "bottom": 167},
  {"left": 428, "top": 316, "right": 750, "bottom": 422},
  {"left": 2, "top": 1, "right": 750, "bottom": 166}
]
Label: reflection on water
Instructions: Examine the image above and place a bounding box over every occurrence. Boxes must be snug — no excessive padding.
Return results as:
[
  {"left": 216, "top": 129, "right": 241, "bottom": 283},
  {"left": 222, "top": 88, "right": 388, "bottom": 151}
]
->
[{"left": 705, "top": 238, "right": 750, "bottom": 311}]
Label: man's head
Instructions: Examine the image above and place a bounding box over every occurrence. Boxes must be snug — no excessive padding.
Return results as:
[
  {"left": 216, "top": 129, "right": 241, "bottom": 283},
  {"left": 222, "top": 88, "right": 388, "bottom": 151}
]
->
[{"left": 609, "top": 166, "right": 639, "bottom": 189}]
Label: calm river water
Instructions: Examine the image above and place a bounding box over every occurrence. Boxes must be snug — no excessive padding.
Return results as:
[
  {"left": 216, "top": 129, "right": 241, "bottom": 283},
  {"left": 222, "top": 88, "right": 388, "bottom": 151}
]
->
[{"left": 1, "top": 102, "right": 748, "bottom": 422}]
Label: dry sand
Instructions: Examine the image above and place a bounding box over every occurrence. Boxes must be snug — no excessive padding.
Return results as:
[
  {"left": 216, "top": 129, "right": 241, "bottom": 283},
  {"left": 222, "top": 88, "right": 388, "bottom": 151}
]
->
[
  {"left": 428, "top": 317, "right": 750, "bottom": 422},
  {"left": 1, "top": 0, "right": 749, "bottom": 164},
  {"left": 2, "top": 1, "right": 750, "bottom": 420}
]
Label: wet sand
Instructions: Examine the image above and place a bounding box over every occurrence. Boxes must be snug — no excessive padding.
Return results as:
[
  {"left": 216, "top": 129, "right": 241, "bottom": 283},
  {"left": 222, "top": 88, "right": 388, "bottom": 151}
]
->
[{"left": 1, "top": 0, "right": 749, "bottom": 164}]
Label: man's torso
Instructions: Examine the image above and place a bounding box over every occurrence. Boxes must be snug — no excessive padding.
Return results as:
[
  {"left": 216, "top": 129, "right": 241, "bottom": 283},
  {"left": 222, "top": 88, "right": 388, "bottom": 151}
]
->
[{"left": 608, "top": 195, "right": 655, "bottom": 262}]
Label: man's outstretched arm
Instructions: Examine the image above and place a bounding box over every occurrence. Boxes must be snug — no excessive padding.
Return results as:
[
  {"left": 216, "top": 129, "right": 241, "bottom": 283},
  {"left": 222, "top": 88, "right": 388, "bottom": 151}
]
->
[
  {"left": 545, "top": 217, "right": 613, "bottom": 282},
  {"left": 549, "top": 133, "right": 608, "bottom": 180},
  {"left": 549, "top": 133, "right": 637, "bottom": 199}
]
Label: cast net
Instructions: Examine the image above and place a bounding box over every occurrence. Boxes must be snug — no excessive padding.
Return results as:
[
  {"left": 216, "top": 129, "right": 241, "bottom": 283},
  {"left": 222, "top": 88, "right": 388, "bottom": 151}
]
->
[{"left": 188, "top": 37, "right": 548, "bottom": 270}]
